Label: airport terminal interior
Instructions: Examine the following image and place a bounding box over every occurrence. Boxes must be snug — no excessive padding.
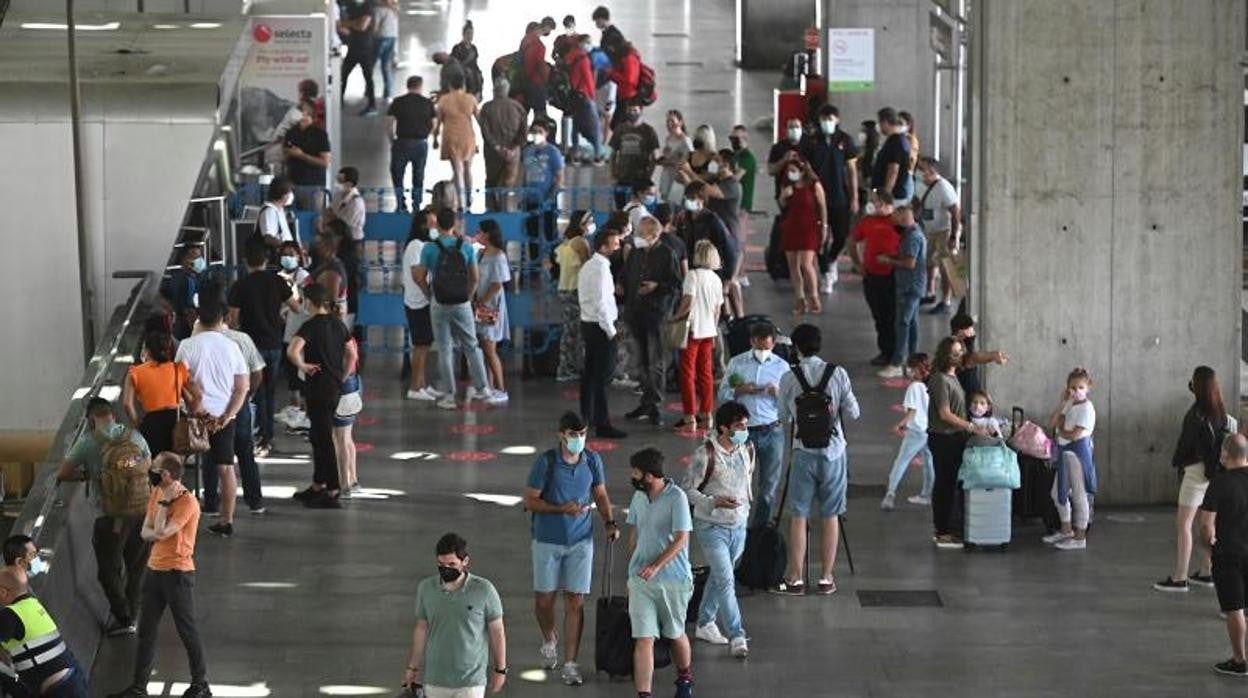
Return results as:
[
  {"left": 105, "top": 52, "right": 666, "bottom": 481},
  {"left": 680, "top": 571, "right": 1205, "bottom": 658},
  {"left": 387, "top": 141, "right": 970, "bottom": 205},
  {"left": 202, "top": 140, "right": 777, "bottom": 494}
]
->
[{"left": 1, "top": 0, "right": 1247, "bottom": 696}]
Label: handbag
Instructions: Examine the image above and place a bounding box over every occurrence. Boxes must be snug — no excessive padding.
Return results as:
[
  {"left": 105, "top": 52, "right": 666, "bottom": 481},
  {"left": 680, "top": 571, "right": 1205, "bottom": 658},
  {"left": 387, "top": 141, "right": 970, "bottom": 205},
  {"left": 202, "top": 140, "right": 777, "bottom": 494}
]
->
[
  {"left": 336, "top": 375, "right": 363, "bottom": 418},
  {"left": 959, "top": 442, "right": 1021, "bottom": 490},
  {"left": 666, "top": 316, "right": 690, "bottom": 350},
  {"left": 474, "top": 304, "right": 500, "bottom": 326},
  {"left": 1008, "top": 420, "right": 1053, "bottom": 461},
  {"left": 170, "top": 365, "right": 210, "bottom": 455}
]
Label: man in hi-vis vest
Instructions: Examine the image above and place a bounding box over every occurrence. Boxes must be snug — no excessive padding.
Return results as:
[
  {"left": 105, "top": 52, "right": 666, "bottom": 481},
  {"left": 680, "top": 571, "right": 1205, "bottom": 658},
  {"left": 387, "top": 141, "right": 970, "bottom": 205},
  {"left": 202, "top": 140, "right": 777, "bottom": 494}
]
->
[{"left": 0, "top": 567, "right": 90, "bottom": 696}]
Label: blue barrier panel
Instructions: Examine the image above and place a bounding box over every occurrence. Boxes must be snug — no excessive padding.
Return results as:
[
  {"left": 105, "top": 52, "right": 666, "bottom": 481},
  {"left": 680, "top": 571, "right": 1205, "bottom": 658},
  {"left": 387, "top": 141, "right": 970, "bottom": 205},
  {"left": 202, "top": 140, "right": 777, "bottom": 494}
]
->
[
  {"left": 364, "top": 211, "right": 412, "bottom": 241},
  {"left": 293, "top": 211, "right": 318, "bottom": 245},
  {"left": 357, "top": 291, "right": 407, "bottom": 327}
]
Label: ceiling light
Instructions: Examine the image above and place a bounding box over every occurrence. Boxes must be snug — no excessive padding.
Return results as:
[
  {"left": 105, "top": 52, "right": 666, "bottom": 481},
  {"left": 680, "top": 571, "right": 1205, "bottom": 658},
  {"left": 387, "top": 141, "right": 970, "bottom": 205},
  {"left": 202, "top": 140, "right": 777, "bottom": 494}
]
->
[{"left": 22, "top": 22, "right": 120, "bottom": 31}]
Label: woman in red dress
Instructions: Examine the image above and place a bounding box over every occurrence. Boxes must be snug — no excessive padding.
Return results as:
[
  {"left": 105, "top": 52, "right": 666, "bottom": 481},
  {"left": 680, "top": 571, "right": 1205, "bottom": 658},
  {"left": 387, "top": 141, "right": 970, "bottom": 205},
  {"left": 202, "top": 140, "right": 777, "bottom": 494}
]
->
[{"left": 779, "top": 159, "right": 828, "bottom": 314}]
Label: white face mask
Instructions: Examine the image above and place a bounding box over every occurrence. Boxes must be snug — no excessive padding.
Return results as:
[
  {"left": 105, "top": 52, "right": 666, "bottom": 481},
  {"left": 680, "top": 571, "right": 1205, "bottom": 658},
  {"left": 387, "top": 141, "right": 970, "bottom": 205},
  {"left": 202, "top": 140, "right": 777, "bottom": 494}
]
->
[
  {"left": 787, "top": 127, "right": 802, "bottom": 142},
  {"left": 283, "top": 192, "right": 295, "bottom": 207},
  {"left": 786, "top": 170, "right": 801, "bottom": 182},
  {"left": 27, "top": 556, "right": 47, "bottom": 577},
  {"left": 821, "top": 119, "right": 837, "bottom": 134},
  {"left": 855, "top": 132, "right": 868, "bottom": 147},
  {"left": 864, "top": 202, "right": 877, "bottom": 215},
  {"left": 632, "top": 235, "right": 651, "bottom": 249},
  {"left": 707, "top": 161, "right": 720, "bottom": 175},
  {"left": 429, "top": 228, "right": 440, "bottom": 240},
  {"left": 683, "top": 199, "right": 701, "bottom": 213},
  {"left": 585, "top": 222, "right": 597, "bottom": 235},
  {"left": 528, "top": 133, "right": 545, "bottom": 145},
  {"left": 752, "top": 349, "right": 772, "bottom": 362}
]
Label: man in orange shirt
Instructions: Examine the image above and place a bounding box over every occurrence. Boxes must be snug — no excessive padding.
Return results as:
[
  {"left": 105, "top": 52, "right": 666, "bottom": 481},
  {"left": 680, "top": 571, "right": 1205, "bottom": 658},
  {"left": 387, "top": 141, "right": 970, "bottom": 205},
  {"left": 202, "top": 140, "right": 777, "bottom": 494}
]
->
[
  {"left": 848, "top": 190, "right": 900, "bottom": 366},
  {"left": 107, "top": 453, "right": 209, "bottom": 698}
]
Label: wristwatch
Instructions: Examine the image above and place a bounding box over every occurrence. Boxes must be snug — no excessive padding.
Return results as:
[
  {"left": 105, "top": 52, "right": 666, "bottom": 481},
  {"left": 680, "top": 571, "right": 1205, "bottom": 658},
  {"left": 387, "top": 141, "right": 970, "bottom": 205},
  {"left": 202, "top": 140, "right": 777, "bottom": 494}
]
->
[{"left": 493, "top": 667, "right": 508, "bottom": 676}]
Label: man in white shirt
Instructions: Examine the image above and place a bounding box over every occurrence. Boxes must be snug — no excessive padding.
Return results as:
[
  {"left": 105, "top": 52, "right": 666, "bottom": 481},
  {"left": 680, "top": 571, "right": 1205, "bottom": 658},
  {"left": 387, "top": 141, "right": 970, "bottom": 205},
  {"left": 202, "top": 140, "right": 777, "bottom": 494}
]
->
[
  {"left": 577, "top": 229, "right": 627, "bottom": 439},
  {"left": 915, "top": 157, "right": 961, "bottom": 314},
  {"left": 176, "top": 284, "right": 250, "bottom": 539},
  {"left": 257, "top": 177, "right": 296, "bottom": 254},
  {"left": 326, "top": 166, "right": 366, "bottom": 243},
  {"left": 401, "top": 212, "right": 441, "bottom": 401}
]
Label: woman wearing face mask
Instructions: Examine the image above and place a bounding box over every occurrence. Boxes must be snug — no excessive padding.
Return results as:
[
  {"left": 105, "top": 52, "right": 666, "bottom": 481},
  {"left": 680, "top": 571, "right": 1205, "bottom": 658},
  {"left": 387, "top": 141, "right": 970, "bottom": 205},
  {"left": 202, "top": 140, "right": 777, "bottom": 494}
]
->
[
  {"left": 659, "top": 110, "right": 693, "bottom": 204},
  {"left": 680, "top": 400, "right": 755, "bottom": 659},
  {"left": 555, "top": 211, "right": 594, "bottom": 383},
  {"left": 927, "top": 337, "right": 989, "bottom": 549},
  {"left": 778, "top": 159, "right": 827, "bottom": 315},
  {"left": 160, "top": 245, "right": 207, "bottom": 341},
  {"left": 1157, "top": 366, "right": 1239, "bottom": 591},
  {"left": 474, "top": 220, "right": 512, "bottom": 403},
  {"left": 687, "top": 124, "right": 717, "bottom": 175},
  {"left": 673, "top": 240, "right": 725, "bottom": 432},
  {"left": 123, "top": 331, "right": 194, "bottom": 456}
]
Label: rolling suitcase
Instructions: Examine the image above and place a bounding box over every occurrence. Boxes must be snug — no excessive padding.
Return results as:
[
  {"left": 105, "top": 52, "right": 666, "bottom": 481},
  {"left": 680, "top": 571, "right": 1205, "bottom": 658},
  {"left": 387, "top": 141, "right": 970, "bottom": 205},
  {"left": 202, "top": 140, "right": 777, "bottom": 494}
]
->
[
  {"left": 1008, "top": 407, "right": 1060, "bottom": 531},
  {"left": 765, "top": 215, "right": 789, "bottom": 280},
  {"left": 594, "top": 542, "right": 670, "bottom": 678},
  {"left": 685, "top": 565, "right": 710, "bottom": 624},
  {"left": 964, "top": 487, "right": 1012, "bottom": 551}
]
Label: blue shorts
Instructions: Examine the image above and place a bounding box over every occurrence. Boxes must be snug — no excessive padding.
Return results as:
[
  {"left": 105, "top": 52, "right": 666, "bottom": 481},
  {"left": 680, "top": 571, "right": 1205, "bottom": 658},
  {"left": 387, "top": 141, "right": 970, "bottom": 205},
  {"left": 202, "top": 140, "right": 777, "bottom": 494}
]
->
[
  {"left": 786, "top": 449, "right": 848, "bottom": 519},
  {"left": 628, "top": 577, "right": 693, "bottom": 639},
  {"left": 532, "top": 539, "right": 594, "bottom": 594}
]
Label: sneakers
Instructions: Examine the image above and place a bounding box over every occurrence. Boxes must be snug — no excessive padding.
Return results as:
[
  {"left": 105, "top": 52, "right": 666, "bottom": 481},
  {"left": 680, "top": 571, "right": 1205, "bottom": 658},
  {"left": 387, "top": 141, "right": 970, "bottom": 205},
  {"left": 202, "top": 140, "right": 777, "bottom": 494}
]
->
[
  {"left": 406, "top": 387, "right": 440, "bottom": 401},
  {"left": 694, "top": 622, "right": 729, "bottom": 645},
  {"left": 207, "top": 523, "right": 233, "bottom": 538},
  {"left": 816, "top": 578, "right": 837, "bottom": 595},
  {"left": 674, "top": 677, "right": 694, "bottom": 698},
  {"left": 927, "top": 301, "right": 951, "bottom": 315},
  {"left": 1054, "top": 537, "right": 1086, "bottom": 550},
  {"left": 769, "top": 580, "right": 805, "bottom": 596},
  {"left": 920, "top": 295, "right": 937, "bottom": 305},
  {"left": 933, "top": 534, "right": 964, "bottom": 549},
  {"left": 104, "top": 617, "right": 137, "bottom": 637},
  {"left": 293, "top": 485, "right": 322, "bottom": 501},
  {"left": 1215, "top": 659, "right": 1248, "bottom": 677},
  {"left": 287, "top": 413, "right": 311, "bottom": 431},
  {"left": 304, "top": 491, "right": 342, "bottom": 509},
  {"left": 249, "top": 506, "right": 267, "bottom": 515},
  {"left": 907, "top": 495, "right": 931, "bottom": 505},
  {"left": 253, "top": 441, "right": 271, "bottom": 459},
  {"left": 611, "top": 376, "right": 640, "bottom": 390},
  {"left": 1190, "top": 572, "right": 1216, "bottom": 588},
  {"left": 820, "top": 273, "right": 835, "bottom": 295},
  {"left": 466, "top": 386, "right": 493, "bottom": 401},
  {"left": 868, "top": 354, "right": 890, "bottom": 367},
  {"left": 436, "top": 396, "right": 459, "bottom": 410},
  {"left": 182, "top": 683, "right": 213, "bottom": 698},
  {"left": 485, "top": 389, "right": 510, "bottom": 405},
  {"left": 359, "top": 105, "right": 379, "bottom": 117},
  {"left": 539, "top": 638, "right": 559, "bottom": 670},
  {"left": 880, "top": 492, "right": 895, "bottom": 510},
  {"left": 1041, "top": 531, "right": 1073, "bottom": 545},
  {"left": 729, "top": 636, "right": 749, "bottom": 659},
  {"left": 560, "top": 661, "right": 583, "bottom": 685},
  {"left": 876, "top": 365, "right": 904, "bottom": 379},
  {"left": 1154, "top": 577, "right": 1190, "bottom": 593},
  {"left": 275, "top": 405, "right": 302, "bottom": 426}
]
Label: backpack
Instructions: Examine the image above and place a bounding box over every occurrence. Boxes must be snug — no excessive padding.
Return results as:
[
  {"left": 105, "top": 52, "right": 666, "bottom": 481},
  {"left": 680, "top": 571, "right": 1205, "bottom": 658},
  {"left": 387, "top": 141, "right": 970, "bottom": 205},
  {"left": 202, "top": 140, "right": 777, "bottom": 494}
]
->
[
  {"left": 431, "top": 239, "right": 471, "bottom": 305},
  {"left": 634, "top": 60, "right": 657, "bottom": 106},
  {"left": 792, "top": 364, "right": 839, "bottom": 449},
  {"left": 96, "top": 428, "right": 152, "bottom": 518},
  {"left": 548, "top": 59, "right": 575, "bottom": 113},
  {"left": 492, "top": 51, "right": 526, "bottom": 88}
]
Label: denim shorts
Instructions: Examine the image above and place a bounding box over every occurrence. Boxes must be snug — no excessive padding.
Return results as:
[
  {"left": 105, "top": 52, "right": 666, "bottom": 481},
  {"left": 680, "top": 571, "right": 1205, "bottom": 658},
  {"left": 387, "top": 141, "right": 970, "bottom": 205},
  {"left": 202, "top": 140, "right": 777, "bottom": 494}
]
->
[
  {"left": 531, "top": 538, "right": 594, "bottom": 594},
  {"left": 628, "top": 577, "right": 693, "bottom": 639},
  {"left": 786, "top": 449, "right": 848, "bottom": 518}
]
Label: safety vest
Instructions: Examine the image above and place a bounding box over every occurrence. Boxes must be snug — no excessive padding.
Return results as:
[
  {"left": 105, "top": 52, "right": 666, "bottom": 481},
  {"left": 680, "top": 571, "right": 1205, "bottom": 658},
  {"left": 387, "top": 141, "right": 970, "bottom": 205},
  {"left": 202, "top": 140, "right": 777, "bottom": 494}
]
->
[{"left": 0, "top": 597, "right": 67, "bottom": 674}]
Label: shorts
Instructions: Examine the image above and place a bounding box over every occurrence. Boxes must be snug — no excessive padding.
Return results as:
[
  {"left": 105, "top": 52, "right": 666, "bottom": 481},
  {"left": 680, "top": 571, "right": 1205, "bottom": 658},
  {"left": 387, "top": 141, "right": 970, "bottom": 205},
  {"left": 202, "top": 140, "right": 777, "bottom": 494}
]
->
[
  {"left": 627, "top": 577, "right": 692, "bottom": 640},
  {"left": 532, "top": 539, "right": 594, "bottom": 594},
  {"left": 207, "top": 419, "right": 237, "bottom": 465},
  {"left": 424, "top": 687, "right": 485, "bottom": 698},
  {"left": 1213, "top": 555, "right": 1248, "bottom": 612},
  {"left": 925, "top": 229, "right": 951, "bottom": 265},
  {"left": 1177, "top": 463, "right": 1209, "bottom": 508},
  {"left": 406, "top": 305, "right": 433, "bottom": 347},
  {"left": 786, "top": 449, "right": 848, "bottom": 518}
]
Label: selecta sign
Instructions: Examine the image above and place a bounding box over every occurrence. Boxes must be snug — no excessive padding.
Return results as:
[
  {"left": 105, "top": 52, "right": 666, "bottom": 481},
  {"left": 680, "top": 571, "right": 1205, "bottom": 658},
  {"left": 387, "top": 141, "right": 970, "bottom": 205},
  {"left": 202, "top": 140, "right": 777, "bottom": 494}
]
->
[{"left": 252, "top": 23, "right": 314, "bottom": 43}]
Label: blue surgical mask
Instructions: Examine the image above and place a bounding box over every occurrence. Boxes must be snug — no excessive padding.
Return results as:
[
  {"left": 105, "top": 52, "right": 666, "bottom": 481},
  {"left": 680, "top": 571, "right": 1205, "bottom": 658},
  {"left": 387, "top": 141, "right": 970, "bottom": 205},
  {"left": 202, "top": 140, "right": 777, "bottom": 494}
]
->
[
  {"left": 429, "top": 228, "right": 440, "bottom": 240},
  {"left": 27, "top": 557, "right": 47, "bottom": 577},
  {"left": 730, "top": 429, "right": 749, "bottom": 447},
  {"left": 643, "top": 194, "right": 657, "bottom": 207},
  {"left": 280, "top": 255, "right": 299, "bottom": 271},
  {"left": 191, "top": 257, "right": 207, "bottom": 274},
  {"left": 565, "top": 435, "right": 586, "bottom": 456},
  {"left": 98, "top": 422, "right": 124, "bottom": 440}
]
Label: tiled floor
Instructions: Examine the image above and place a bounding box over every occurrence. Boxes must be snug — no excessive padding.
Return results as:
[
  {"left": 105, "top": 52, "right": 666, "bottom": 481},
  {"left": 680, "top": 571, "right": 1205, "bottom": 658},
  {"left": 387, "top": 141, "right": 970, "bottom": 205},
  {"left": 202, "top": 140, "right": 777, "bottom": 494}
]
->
[{"left": 91, "top": 1, "right": 1246, "bottom": 696}]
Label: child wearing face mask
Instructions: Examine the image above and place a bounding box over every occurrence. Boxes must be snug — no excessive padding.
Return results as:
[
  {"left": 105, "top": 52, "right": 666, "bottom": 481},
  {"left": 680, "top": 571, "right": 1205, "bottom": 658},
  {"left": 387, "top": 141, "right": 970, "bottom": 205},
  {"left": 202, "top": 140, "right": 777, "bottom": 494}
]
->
[
  {"left": 1043, "top": 367, "right": 1098, "bottom": 550},
  {"left": 966, "top": 391, "right": 1005, "bottom": 440},
  {"left": 276, "top": 242, "right": 312, "bottom": 430},
  {"left": 882, "top": 353, "right": 934, "bottom": 510}
]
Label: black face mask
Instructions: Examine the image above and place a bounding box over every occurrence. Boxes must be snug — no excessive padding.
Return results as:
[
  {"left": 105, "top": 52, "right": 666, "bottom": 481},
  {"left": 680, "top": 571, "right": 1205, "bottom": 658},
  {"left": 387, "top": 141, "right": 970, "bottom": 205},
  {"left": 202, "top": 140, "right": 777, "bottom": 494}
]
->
[
  {"left": 148, "top": 470, "right": 164, "bottom": 488},
  {"left": 631, "top": 476, "right": 647, "bottom": 491},
  {"left": 962, "top": 335, "right": 976, "bottom": 353},
  {"left": 729, "top": 136, "right": 742, "bottom": 150},
  {"left": 692, "top": 138, "right": 706, "bottom": 150},
  {"left": 894, "top": 225, "right": 907, "bottom": 234},
  {"left": 438, "top": 565, "right": 463, "bottom": 583}
]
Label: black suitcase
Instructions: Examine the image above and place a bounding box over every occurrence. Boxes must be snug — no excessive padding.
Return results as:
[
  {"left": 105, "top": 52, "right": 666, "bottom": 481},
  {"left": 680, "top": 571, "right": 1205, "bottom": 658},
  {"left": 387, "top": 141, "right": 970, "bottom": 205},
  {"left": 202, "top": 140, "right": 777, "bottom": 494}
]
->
[
  {"left": 724, "top": 314, "right": 775, "bottom": 358},
  {"left": 765, "top": 215, "right": 789, "bottom": 280},
  {"left": 1009, "top": 407, "right": 1060, "bottom": 531},
  {"left": 685, "top": 565, "right": 710, "bottom": 623},
  {"left": 736, "top": 524, "right": 786, "bottom": 590},
  {"left": 594, "top": 542, "right": 670, "bottom": 678}
]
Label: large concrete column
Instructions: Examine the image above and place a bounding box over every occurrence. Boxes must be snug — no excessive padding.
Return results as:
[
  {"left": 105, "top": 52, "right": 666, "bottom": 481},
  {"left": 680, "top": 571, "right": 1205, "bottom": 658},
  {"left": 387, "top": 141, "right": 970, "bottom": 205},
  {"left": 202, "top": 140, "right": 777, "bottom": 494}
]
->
[
  {"left": 972, "top": 0, "right": 1243, "bottom": 504},
  {"left": 737, "top": 0, "right": 818, "bottom": 70}
]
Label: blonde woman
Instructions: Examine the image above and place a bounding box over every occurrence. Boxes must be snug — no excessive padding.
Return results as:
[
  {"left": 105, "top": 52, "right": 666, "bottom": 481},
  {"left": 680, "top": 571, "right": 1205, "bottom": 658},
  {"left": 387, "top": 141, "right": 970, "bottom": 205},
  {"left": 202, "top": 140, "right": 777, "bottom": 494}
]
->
[
  {"left": 688, "top": 123, "right": 717, "bottom": 174},
  {"left": 674, "top": 240, "right": 725, "bottom": 431}
]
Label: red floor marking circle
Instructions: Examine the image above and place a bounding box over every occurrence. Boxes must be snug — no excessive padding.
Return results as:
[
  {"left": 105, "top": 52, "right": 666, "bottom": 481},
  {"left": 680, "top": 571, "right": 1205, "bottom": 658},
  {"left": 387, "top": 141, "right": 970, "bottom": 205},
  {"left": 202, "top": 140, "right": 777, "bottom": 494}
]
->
[
  {"left": 744, "top": 262, "right": 767, "bottom": 272},
  {"left": 663, "top": 401, "right": 684, "bottom": 414},
  {"left": 675, "top": 427, "right": 708, "bottom": 440},
  {"left": 355, "top": 442, "right": 375, "bottom": 453},
  {"left": 561, "top": 388, "right": 580, "bottom": 400},
  {"left": 356, "top": 415, "right": 381, "bottom": 426},
  {"left": 447, "top": 451, "right": 497, "bottom": 462},
  {"left": 889, "top": 404, "right": 905, "bottom": 413},
  {"left": 880, "top": 378, "right": 909, "bottom": 389},
  {"left": 449, "top": 424, "right": 497, "bottom": 435},
  {"left": 588, "top": 440, "right": 619, "bottom": 452},
  {"left": 839, "top": 273, "right": 863, "bottom": 283},
  {"left": 745, "top": 244, "right": 765, "bottom": 254}
]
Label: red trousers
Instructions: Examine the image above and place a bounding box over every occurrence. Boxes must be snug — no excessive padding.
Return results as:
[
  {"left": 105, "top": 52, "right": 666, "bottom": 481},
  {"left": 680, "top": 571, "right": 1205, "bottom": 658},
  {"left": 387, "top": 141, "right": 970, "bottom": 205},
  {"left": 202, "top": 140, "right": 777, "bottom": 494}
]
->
[{"left": 680, "top": 337, "right": 715, "bottom": 416}]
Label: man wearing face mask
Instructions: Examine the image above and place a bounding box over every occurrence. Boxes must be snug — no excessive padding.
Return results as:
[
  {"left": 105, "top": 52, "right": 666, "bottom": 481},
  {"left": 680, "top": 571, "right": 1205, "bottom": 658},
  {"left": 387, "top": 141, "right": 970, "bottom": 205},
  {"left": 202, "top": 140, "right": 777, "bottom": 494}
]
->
[
  {"left": 719, "top": 322, "right": 789, "bottom": 527},
  {"left": 522, "top": 412, "right": 619, "bottom": 686},
  {"left": 0, "top": 567, "right": 91, "bottom": 697},
  {"left": 2, "top": 536, "right": 47, "bottom": 581},
  {"left": 326, "top": 166, "right": 366, "bottom": 244},
  {"left": 675, "top": 183, "right": 739, "bottom": 311},
  {"left": 621, "top": 216, "right": 681, "bottom": 426},
  {"left": 767, "top": 118, "right": 805, "bottom": 202},
  {"left": 874, "top": 204, "right": 927, "bottom": 379},
  {"left": 800, "top": 104, "right": 860, "bottom": 295},
  {"left": 578, "top": 230, "right": 629, "bottom": 439},
  {"left": 57, "top": 399, "right": 152, "bottom": 638},
  {"left": 729, "top": 125, "right": 758, "bottom": 213},
  {"left": 404, "top": 533, "right": 507, "bottom": 698},
  {"left": 109, "top": 453, "right": 209, "bottom": 698},
  {"left": 950, "top": 314, "right": 1010, "bottom": 396},
  {"left": 256, "top": 177, "right": 296, "bottom": 252},
  {"left": 521, "top": 121, "right": 566, "bottom": 241},
  {"left": 284, "top": 101, "right": 332, "bottom": 211},
  {"left": 870, "top": 107, "right": 913, "bottom": 203},
  {"left": 623, "top": 180, "right": 659, "bottom": 234},
  {"left": 608, "top": 105, "right": 660, "bottom": 209},
  {"left": 681, "top": 401, "right": 755, "bottom": 659},
  {"left": 160, "top": 245, "right": 208, "bottom": 341},
  {"left": 626, "top": 447, "right": 695, "bottom": 698}
]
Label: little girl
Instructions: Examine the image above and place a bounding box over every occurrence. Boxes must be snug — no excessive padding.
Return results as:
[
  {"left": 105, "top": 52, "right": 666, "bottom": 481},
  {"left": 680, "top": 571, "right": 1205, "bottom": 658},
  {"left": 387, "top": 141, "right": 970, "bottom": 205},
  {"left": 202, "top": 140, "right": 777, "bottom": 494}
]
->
[
  {"left": 277, "top": 241, "right": 312, "bottom": 431},
  {"left": 1043, "top": 367, "right": 1097, "bottom": 550},
  {"left": 967, "top": 391, "right": 1005, "bottom": 439},
  {"left": 882, "top": 353, "right": 934, "bottom": 509}
]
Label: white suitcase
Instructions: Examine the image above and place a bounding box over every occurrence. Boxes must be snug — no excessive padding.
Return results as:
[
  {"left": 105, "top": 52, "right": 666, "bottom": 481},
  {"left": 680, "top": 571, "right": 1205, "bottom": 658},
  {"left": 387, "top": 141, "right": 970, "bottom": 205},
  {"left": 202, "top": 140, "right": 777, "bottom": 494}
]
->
[{"left": 964, "top": 487, "right": 1012, "bottom": 550}]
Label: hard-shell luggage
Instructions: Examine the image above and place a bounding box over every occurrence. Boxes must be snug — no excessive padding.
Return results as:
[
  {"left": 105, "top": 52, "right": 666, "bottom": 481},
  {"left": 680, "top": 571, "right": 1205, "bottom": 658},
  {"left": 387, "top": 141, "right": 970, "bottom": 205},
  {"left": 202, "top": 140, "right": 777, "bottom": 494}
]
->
[
  {"left": 765, "top": 216, "right": 789, "bottom": 280},
  {"left": 686, "top": 565, "right": 710, "bottom": 624},
  {"left": 594, "top": 542, "right": 670, "bottom": 678},
  {"left": 1008, "top": 408, "right": 1060, "bottom": 531},
  {"left": 964, "top": 487, "right": 1012, "bottom": 550}
]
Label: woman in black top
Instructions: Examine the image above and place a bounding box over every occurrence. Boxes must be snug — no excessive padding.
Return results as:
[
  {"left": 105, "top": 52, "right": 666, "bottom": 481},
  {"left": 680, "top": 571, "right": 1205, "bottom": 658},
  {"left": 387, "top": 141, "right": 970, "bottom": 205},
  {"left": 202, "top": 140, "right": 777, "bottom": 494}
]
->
[
  {"left": 287, "top": 283, "right": 357, "bottom": 509},
  {"left": 926, "top": 337, "right": 990, "bottom": 548},
  {"left": 451, "top": 20, "right": 483, "bottom": 99},
  {"left": 1156, "top": 366, "right": 1239, "bottom": 591}
]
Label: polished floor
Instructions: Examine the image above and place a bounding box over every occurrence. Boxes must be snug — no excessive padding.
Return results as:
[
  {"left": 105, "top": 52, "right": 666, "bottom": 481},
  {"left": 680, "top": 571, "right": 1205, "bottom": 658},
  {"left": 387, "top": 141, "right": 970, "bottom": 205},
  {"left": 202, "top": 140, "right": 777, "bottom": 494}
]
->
[{"left": 91, "top": 1, "right": 1244, "bottom": 696}]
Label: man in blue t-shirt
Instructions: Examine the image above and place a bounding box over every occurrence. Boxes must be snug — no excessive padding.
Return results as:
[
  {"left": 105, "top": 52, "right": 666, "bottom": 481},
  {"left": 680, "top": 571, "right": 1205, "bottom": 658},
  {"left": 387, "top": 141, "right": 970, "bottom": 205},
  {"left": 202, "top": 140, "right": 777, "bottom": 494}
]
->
[
  {"left": 521, "top": 411, "right": 618, "bottom": 686},
  {"left": 521, "top": 121, "right": 566, "bottom": 242},
  {"left": 875, "top": 204, "right": 928, "bottom": 377}
]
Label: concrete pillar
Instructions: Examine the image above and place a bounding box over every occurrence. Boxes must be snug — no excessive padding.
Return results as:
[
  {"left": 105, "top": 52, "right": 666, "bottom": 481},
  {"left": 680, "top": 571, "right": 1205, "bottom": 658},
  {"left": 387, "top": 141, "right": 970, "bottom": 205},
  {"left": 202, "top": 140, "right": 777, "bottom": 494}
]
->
[
  {"left": 972, "top": 0, "right": 1244, "bottom": 504},
  {"left": 737, "top": 0, "right": 817, "bottom": 70}
]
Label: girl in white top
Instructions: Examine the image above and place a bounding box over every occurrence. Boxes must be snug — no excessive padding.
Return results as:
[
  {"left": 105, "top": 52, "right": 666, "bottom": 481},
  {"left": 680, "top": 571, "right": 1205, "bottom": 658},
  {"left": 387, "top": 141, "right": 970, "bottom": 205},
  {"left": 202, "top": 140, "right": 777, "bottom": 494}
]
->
[
  {"left": 278, "top": 240, "right": 312, "bottom": 426},
  {"left": 1044, "top": 366, "right": 1098, "bottom": 550},
  {"left": 967, "top": 391, "right": 1006, "bottom": 439},
  {"left": 673, "top": 240, "right": 725, "bottom": 431},
  {"left": 883, "top": 353, "right": 934, "bottom": 509}
]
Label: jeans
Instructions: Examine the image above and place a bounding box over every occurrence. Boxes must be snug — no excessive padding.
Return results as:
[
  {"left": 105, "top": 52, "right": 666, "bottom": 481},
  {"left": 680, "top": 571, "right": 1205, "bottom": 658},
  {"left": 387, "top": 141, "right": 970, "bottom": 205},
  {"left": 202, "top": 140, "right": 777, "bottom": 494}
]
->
[
  {"left": 571, "top": 92, "right": 602, "bottom": 156},
  {"left": 580, "top": 323, "right": 616, "bottom": 428},
  {"left": 92, "top": 515, "right": 149, "bottom": 623},
  {"left": 862, "top": 274, "right": 896, "bottom": 359},
  {"left": 628, "top": 317, "right": 665, "bottom": 408},
  {"left": 694, "top": 521, "right": 747, "bottom": 639},
  {"left": 748, "top": 425, "right": 785, "bottom": 527},
  {"left": 375, "top": 36, "right": 397, "bottom": 98},
  {"left": 891, "top": 291, "right": 921, "bottom": 366},
  {"left": 45, "top": 657, "right": 90, "bottom": 698},
  {"left": 431, "top": 302, "right": 488, "bottom": 395},
  {"left": 254, "top": 348, "right": 282, "bottom": 444},
  {"left": 929, "top": 431, "right": 969, "bottom": 536},
  {"left": 133, "top": 571, "right": 207, "bottom": 687},
  {"left": 203, "top": 404, "right": 263, "bottom": 511},
  {"left": 390, "top": 138, "right": 429, "bottom": 212},
  {"left": 886, "top": 430, "right": 934, "bottom": 498},
  {"left": 680, "top": 337, "right": 715, "bottom": 415}
]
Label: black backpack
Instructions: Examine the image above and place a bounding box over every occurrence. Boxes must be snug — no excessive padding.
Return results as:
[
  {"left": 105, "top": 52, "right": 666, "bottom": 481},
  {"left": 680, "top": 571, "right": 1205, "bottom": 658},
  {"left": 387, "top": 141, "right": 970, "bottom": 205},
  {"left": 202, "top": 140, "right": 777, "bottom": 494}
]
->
[
  {"left": 792, "top": 363, "right": 838, "bottom": 449},
  {"left": 432, "top": 239, "right": 471, "bottom": 305}
]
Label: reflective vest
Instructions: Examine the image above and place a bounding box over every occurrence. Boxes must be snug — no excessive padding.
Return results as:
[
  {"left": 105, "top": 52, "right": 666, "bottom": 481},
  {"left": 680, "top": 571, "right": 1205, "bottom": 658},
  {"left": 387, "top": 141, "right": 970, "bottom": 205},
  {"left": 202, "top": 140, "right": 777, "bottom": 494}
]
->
[{"left": 1, "top": 597, "right": 67, "bottom": 674}]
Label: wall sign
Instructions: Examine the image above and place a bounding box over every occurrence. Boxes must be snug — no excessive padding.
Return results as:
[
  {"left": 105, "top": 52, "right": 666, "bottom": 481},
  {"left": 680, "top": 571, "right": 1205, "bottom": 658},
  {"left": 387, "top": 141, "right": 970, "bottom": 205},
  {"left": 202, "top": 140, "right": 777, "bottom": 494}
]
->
[{"left": 827, "top": 28, "right": 875, "bottom": 92}]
